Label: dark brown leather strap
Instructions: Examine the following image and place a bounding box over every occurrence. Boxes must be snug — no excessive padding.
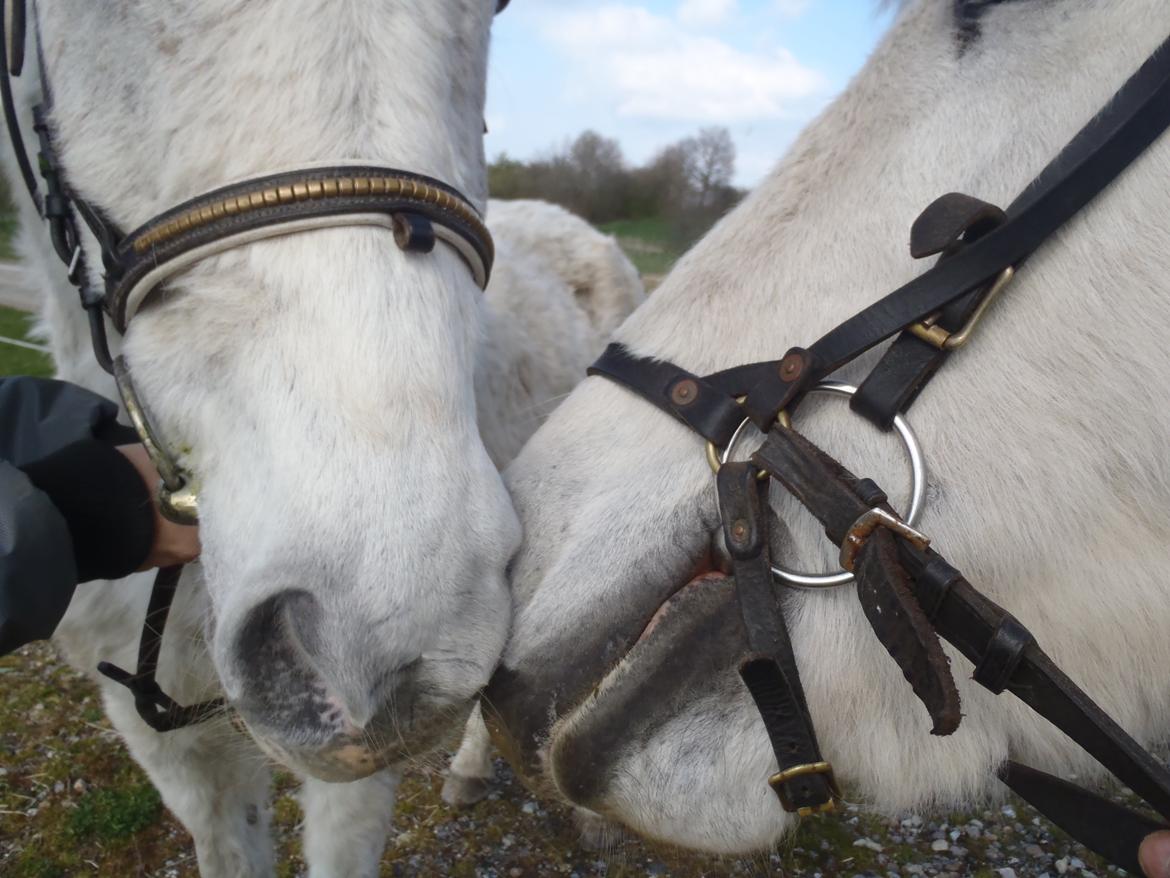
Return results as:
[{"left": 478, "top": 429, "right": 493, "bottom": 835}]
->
[
  {"left": 97, "top": 565, "right": 227, "bottom": 732},
  {"left": 999, "top": 762, "right": 1167, "bottom": 877},
  {"left": 750, "top": 428, "right": 1170, "bottom": 866},
  {"left": 717, "top": 461, "right": 837, "bottom": 814},
  {"left": 754, "top": 428, "right": 962, "bottom": 734},
  {"left": 852, "top": 195, "right": 1008, "bottom": 429},
  {"left": 589, "top": 343, "right": 747, "bottom": 447}
]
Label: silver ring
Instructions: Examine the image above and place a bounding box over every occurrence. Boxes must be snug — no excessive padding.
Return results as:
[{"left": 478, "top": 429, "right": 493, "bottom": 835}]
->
[{"left": 718, "top": 381, "right": 927, "bottom": 589}]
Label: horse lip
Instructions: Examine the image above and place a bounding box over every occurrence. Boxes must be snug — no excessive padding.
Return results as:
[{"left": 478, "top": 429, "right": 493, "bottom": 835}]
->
[
  {"left": 545, "top": 572, "right": 743, "bottom": 812},
  {"left": 483, "top": 545, "right": 725, "bottom": 788}
]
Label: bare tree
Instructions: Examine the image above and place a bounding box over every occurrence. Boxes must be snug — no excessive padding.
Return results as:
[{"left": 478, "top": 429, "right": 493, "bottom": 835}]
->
[{"left": 686, "top": 126, "right": 736, "bottom": 210}]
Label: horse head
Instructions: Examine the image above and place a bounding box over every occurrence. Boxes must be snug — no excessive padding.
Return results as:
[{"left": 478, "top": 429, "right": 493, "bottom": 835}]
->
[
  {"left": 24, "top": 0, "right": 515, "bottom": 781},
  {"left": 487, "top": 0, "right": 1170, "bottom": 852}
]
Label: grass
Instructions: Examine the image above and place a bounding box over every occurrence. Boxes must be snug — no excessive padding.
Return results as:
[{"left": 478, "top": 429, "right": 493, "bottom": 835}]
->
[
  {"left": 0, "top": 306, "right": 52, "bottom": 378},
  {"left": 599, "top": 216, "right": 683, "bottom": 278},
  {"left": 68, "top": 783, "right": 163, "bottom": 842}
]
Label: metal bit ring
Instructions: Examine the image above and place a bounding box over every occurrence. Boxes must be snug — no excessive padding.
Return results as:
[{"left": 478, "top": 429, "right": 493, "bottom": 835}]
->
[{"left": 711, "top": 381, "right": 927, "bottom": 589}]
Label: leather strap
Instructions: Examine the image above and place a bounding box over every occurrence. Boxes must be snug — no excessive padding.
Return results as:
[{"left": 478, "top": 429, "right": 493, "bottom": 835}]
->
[
  {"left": 852, "top": 194, "right": 1008, "bottom": 429},
  {"left": 999, "top": 762, "right": 1168, "bottom": 876},
  {"left": 750, "top": 428, "right": 1170, "bottom": 865},
  {"left": 97, "top": 566, "right": 226, "bottom": 732},
  {"left": 754, "top": 428, "right": 962, "bottom": 735},
  {"left": 589, "top": 343, "right": 746, "bottom": 448},
  {"left": 717, "top": 462, "right": 836, "bottom": 813}
]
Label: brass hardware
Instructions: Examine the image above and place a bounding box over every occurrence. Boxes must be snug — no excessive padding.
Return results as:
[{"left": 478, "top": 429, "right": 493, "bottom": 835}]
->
[
  {"left": 908, "top": 266, "right": 1015, "bottom": 350},
  {"left": 132, "top": 174, "right": 490, "bottom": 257},
  {"left": 838, "top": 508, "right": 930, "bottom": 572},
  {"left": 770, "top": 761, "right": 841, "bottom": 815}
]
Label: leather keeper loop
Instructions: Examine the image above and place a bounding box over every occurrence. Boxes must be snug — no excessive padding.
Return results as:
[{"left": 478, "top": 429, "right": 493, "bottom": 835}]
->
[
  {"left": 913, "top": 554, "right": 962, "bottom": 621},
  {"left": 854, "top": 478, "right": 888, "bottom": 508},
  {"left": 973, "top": 615, "right": 1034, "bottom": 695},
  {"left": 392, "top": 212, "right": 436, "bottom": 254}
]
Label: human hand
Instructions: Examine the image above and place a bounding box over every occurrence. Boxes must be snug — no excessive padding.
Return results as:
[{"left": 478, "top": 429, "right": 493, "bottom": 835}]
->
[
  {"left": 115, "top": 444, "right": 201, "bottom": 569},
  {"left": 1141, "top": 831, "right": 1170, "bottom": 877}
]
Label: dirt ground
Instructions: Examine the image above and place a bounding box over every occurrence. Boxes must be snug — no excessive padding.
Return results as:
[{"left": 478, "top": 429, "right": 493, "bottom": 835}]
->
[{"left": 1, "top": 641, "right": 1129, "bottom": 878}]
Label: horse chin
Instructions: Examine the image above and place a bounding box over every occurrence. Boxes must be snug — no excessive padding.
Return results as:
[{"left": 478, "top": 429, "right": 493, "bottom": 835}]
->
[{"left": 242, "top": 697, "right": 471, "bottom": 783}]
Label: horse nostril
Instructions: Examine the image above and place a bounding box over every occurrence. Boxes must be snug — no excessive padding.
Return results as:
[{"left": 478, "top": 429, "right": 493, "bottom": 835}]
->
[{"left": 234, "top": 589, "right": 323, "bottom": 674}]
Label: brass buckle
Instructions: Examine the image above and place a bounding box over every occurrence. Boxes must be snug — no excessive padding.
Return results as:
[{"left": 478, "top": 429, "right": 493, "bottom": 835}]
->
[
  {"left": 908, "top": 265, "right": 1015, "bottom": 350},
  {"left": 839, "top": 508, "right": 931, "bottom": 572},
  {"left": 770, "top": 761, "right": 841, "bottom": 815}
]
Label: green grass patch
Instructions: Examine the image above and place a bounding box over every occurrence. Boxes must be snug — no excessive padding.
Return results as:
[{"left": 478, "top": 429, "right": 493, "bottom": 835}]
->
[
  {"left": 599, "top": 216, "right": 682, "bottom": 277},
  {"left": 0, "top": 305, "right": 51, "bottom": 377},
  {"left": 68, "top": 782, "right": 163, "bottom": 842}
]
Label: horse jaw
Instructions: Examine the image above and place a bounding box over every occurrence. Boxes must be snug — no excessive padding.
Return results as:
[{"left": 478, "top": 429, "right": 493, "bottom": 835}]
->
[
  {"left": 34, "top": 0, "right": 515, "bottom": 778},
  {"left": 489, "top": 0, "right": 1170, "bottom": 852}
]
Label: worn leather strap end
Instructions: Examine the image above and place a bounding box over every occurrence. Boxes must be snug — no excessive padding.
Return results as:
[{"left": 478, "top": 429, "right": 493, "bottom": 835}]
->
[
  {"left": 999, "top": 761, "right": 1168, "bottom": 876},
  {"left": 854, "top": 529, "right": 962, "bottom": 736},
  {"left": 909, "top": 193, "right": 1006, "bottom": 259}
]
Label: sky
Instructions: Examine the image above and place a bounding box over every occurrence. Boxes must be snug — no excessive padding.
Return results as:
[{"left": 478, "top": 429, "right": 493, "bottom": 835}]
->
[{"left": 485, "top": 1, "right": 896, "bottom": 187}]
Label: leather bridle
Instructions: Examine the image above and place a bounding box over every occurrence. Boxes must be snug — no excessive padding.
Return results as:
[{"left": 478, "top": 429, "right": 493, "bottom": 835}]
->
[
  {"left": 1, "top": 0, "right": 508, "bottom": 732},
  {"left": 587, "top": 30, "right": 1170, "bottom": 875}
]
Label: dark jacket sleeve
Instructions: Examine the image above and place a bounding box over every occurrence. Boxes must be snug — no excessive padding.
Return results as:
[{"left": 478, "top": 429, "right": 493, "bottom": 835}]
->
[{"left": 0, "top": 376, "right": 148, "bottom": 656}]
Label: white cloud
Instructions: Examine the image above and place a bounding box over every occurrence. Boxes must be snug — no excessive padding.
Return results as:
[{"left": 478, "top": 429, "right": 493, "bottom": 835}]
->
[
  {"left": 678, "top": 0, "right": 737, "bottom": 26},
  {"left": 540, "top": 5, "right": 826, "bottom": 123}
]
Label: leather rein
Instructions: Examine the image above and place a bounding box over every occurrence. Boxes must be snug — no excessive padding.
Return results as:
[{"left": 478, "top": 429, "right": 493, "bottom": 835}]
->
[
  {"left": 2, "top": 0, "right": 505, "bottom": 732},
  {"left": 587, "top": 30, "right": 1170, "bottom": 875}
]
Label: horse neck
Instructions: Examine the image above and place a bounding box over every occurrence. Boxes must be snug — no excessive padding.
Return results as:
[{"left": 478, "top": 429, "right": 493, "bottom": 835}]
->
[{"left": 617, "top": 0, "right": 1170, "bottom": 377}]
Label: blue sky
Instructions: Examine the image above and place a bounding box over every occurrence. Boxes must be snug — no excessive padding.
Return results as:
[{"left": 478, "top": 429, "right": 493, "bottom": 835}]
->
[{"left": 485, "top": 1, "right": 896, "bottom": 186}]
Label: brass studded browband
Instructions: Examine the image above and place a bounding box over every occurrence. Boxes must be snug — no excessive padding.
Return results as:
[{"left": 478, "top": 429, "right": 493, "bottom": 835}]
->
[{"left": 102, "top": 164, "right": 495, "bottom": 333}]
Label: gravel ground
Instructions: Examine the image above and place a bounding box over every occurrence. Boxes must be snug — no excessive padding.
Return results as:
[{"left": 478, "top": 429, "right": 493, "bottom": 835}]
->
[{"left": 0, "top": 642, "right": 1138, "bottom": 877}]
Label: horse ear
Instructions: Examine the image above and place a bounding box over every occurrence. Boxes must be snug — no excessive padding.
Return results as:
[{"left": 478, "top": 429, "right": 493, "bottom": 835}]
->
[{"left": 496, "top": 0, "right": 511, "bottom": 14}]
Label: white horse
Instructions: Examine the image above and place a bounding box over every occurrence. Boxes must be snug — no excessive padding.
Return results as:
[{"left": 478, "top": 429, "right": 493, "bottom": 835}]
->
[
  {"left": 489, "top": 0, "right": 1170, "bottom": 856},
  {"left": 3, "top": 2, "right": 643, "bottom": 875}
]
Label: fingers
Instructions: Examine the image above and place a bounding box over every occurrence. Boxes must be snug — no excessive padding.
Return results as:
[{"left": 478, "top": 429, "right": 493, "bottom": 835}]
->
[{"left": 1140, "top": 831, "right": 1170, "bottom": 878}]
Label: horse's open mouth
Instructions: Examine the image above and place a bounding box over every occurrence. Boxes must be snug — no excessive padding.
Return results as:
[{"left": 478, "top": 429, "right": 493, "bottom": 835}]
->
[{"left": 631, "top": 570, "right": 731, "bottom": 646}]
